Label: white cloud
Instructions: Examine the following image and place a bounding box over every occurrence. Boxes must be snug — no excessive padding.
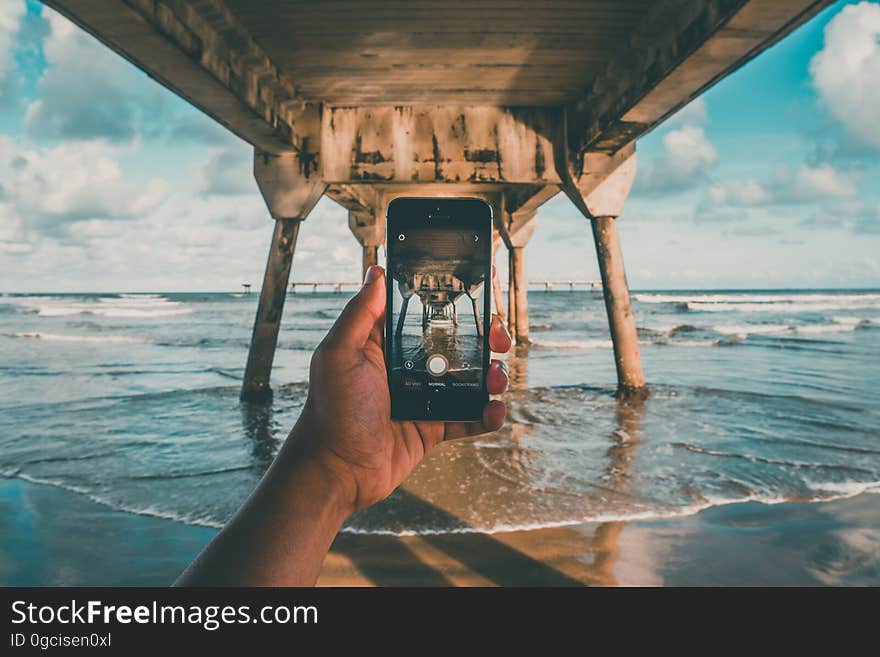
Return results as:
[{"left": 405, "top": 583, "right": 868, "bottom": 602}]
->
[
  {"left": 664, "top": 125, "right": 717, "bottom": 173},
  {"left": 0, "top": 186, "right": 362, "bottom": 291},
  {"left": 666, "top": 97, "right": 708, "bottom": 126},
  {"left": 23, "top": 4, "right": 227, "bottom": 145},
  {"left": 708, "top": 179, "right": 772, "bottom": 206},
  {"left": 0, "top": 136, "right": 170, "bottom": 237},
  {"left": 705, "top": 163, "right": 859, "bottom": 209},
  {"left": 634, "top": 125, "right": 717, "bottom": 195},
  {"left": 24, "top": 8, "right": 152, "bottom": 141},
  {"left": 0, "top": 0, "right": 25, "bottom": 82},
  {"left": 791, "top": 162, "right": 858, "bottom": 200},
  {"left": 810, "top": 2, "right": 880, "bottom": 148},
  {"left": 196, "top": 147, "right": 256, "bottom": 196}
]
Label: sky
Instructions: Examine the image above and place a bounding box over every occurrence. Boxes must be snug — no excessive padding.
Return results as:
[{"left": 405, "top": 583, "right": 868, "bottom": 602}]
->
[{"left": 0, "top": 0, "right": 878, "bottom": 292}]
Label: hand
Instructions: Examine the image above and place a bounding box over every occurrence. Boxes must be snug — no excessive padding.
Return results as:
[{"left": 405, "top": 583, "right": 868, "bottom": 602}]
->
[
  {"left": 287, "top": 265, "right": 512, "bottom": 514},
  {"left": 177, "top": 265, "right": 511, "bottom": 586}
]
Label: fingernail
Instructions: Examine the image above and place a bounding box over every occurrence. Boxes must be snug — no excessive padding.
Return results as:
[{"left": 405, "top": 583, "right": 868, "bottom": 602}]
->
[{"left": 363, "top": 265, "right": 381, "bottom": 286}]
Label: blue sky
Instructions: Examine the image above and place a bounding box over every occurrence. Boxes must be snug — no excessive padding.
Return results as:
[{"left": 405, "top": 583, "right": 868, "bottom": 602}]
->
[{"left": 0, "top": 0, "right": 878, "bottom": 292}]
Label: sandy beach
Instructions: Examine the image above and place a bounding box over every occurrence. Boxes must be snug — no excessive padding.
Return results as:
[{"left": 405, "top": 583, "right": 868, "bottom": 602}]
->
[{"left": 3, "top": 477, "right": 877, "bottom": 586}]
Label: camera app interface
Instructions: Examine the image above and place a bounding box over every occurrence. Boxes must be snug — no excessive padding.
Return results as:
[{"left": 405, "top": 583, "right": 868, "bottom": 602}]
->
[{"left": 389, "top": 224, "right": 489, "bottom": 395}]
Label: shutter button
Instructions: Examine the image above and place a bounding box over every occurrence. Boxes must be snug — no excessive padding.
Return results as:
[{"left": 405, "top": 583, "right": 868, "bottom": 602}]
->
[{"left": 426, "top": 354, "right": 448, "bottom": 376}]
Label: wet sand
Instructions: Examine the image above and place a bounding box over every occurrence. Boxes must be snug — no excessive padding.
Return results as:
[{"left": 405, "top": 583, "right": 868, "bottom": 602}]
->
[
  {"left": 321, "top": 493, "right": 880, "bottom": 586},
  {"left": 2, "top": 477, "right": 877, "bottom": 586}
]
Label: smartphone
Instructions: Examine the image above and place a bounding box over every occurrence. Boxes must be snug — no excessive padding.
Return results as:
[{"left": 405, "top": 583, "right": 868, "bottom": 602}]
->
[{"left": 385, "top": 198, "right": 493, "bottom": 421}]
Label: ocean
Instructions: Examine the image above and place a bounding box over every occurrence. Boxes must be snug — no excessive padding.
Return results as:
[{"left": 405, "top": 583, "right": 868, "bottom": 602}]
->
[{"left": 1, "top": 288, "right": 879, "bottom": 581}]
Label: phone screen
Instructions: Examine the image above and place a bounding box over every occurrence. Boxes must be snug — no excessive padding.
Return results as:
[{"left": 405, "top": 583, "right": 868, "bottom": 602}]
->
[{"left": 386, "top": 198, "right": 492, "bottom": 421}]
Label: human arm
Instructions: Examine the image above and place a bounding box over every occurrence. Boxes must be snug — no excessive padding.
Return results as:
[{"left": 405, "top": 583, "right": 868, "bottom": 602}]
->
[{"left": 175, "top": 265, "right": 511, "bottom": 586}]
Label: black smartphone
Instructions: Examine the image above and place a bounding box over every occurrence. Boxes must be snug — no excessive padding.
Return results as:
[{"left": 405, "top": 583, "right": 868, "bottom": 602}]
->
[{"left": 385, "top": 198, "right": 493, "bottom": 421}]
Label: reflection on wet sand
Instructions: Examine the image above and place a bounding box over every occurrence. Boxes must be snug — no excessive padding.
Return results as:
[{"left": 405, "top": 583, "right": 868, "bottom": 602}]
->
[
  {"left": 588, "top": 396, "right": 646, "bottom": 585},
  {"left": 505, "top": 344, "right": 531, "bottom": 388},
  {"left": 240, "top": 401, "right": 280, "bottom": 471},
  {"left": 321, "top": 390, "right": 648, "bottom": 586}
]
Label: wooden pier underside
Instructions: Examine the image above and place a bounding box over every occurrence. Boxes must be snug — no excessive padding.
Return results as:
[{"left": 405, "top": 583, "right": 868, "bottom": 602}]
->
[{"left": 43, "top": 0, "right": 834, "bottom": 399}]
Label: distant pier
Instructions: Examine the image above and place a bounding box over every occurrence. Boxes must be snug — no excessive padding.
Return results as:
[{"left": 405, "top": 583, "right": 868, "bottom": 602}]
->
[{"left": 286, "top": 280, "right": 602, "bottom": 293}]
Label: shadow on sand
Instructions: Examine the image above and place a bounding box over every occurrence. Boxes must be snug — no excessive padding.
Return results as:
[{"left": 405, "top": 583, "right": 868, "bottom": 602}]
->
[{"left": 324, "top": 392, "right": 647, "bottom": 586}]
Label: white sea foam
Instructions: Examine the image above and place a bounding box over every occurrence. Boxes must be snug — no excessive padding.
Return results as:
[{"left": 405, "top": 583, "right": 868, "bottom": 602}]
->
[
  {"left": 710, "top": 318, "right": 874, "bottom": 337},
  {"left": 638, "top": 323, "right": 689, "bottom": 335},
  {"left": 5, "top": 471, "right": 877, "bottom": 537},
  {"left": 6, "top": 332, "right": 148, "bottom": 344},
  {"left": 530, "top": 338, "right": 613, "bottom": 350},
  {"left": 713, "top": 323, "right": 792, "bottom": 336},
  {"left": 11, "top": 295, "right": 192, "bottom": 318},
  {"left": 633, "top": 291, "right": 880, "bottom": 314},
  {"left": 635, "top": 292, "right": 880, "bottom": 305},
  {"left": 4, "top": 472, "right": 224, "bottom": 529},
  {"left": 795, "top": 323, "right": 861, "bottom": 335},
  {"left": 339, "top": 489, "right": 868, "bottom": 537},
  {"left": 830, "top": 316, "right": 866, "bottom": 326},
  {"left": 661, "top": 339, "right": 720, "bottom": 347},
  {"left": 803, "top": 479, "right": 880, "bottom": 499},
  {"left": 688, "top": 300, "right": 879, "bottom": 313}
]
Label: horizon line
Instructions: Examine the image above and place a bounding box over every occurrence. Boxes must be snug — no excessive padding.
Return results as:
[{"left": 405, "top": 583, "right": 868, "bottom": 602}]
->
[{"left": 4, "top": 286, "right": 880, "bottom": 295}]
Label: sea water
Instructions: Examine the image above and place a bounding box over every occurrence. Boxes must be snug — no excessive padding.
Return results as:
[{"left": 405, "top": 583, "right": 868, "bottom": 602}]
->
[{"left": 0, "top": 289, "right": 877, "bottom": 534}]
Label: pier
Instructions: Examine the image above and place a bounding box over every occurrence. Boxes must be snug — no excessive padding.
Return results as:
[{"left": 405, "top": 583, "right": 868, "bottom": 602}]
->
[
  {"left": 286, "top": 280, "right": 601, "bottom": 294},
  {"left": 43, "top": 0, "right": 834, "bottom": 402}
]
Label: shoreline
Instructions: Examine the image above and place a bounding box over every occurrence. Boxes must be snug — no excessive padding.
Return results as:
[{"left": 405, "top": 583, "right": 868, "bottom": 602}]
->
[{"left": 2, "top": 476, "right": 877, "bottom": 586}]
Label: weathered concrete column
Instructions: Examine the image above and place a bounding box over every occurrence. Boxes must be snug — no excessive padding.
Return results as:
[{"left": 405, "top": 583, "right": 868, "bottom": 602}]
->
[
  {"left": 362, "top": 245, "right": 378, "bottom": 277},
  {"left": 591, "top": 216, "right": 644, "bottom": 393},
  {"left": 508, "top": 246, "right": 529, "bottom": 343},
  {"left": 241, "top": 218, "right": 301, "bottom": 402},
  {"left": 507, "top": 248, "right": 518, "bottom": 342},
  {"left": 491, "top": 233, "right": 507, "bottom": 325},
  {"left": 560, "top": 149, "right": 645, "bottom": 395},
  {"left": 241, "top": 150, "right": 326, "bottom": 402},
  {"left": 494, "top": 194, "right": 538, "bottom": 346},
  {"left": 348, "top": 210, "right": 384, "bottom": 281}
]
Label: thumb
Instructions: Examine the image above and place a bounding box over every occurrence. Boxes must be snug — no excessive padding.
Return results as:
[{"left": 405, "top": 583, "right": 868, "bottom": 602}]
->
[{"left": 324, "top": 265, "right": 386, "bottom": 350}]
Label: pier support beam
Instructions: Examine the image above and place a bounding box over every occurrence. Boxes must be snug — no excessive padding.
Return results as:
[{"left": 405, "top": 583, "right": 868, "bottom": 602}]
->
[
  {"left": 561, "top": 150, "right": 645, "bottom": 395},
  {"left": 241, "top": 151, "right": 325, "bottom": 403},
  {"left": 362, "top": 245, "right": 378, "bottom": 277},
  {"left": 591, "top": 216, "right": 644, "bottom": 394},
  {"left": 348, "top": 210, "right": 384, "bottom": 281},
  {"left": 491, "top": 232, "right": 507, "bottom": 325},
  {"left": 241, "top": 218, "right": 302, "bottom": 402},
  {"left": 494, "top": 190, "right": 547, "bottom": 345},
  {"left": 508, "top": 247, "right": 529, "bottom": 343}
]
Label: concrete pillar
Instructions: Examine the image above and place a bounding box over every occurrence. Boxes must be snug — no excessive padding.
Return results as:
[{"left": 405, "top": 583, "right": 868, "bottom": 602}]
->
[
  {"left": 591, "top": 216, "right": 644, "bottom": 393},
  {"left": 560, "top": 149, "right": 645, "bottom": 396},
  {"left": 508, "top": 246, "right": 529, "bottom": 344},
  {"left": 348, "top": 210, "right": 384, "bottom": 282},
  {"left": 507, "top": 248, "right": 518, "bottom": 343},
  {"left": 241, "top": 218, "right": 301, "bottom": 402},
  {"left": 362, "top": 245, "right": 378, "bottom": 280},
  {"left": 491, "top": 233, "right": 507, "bottom": 325},
  {"left": 494, "top": 193, "right": 537, "bottom": 346},
  {"left": 242, "top": 149, "right": 326, "bottom": 402}
]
